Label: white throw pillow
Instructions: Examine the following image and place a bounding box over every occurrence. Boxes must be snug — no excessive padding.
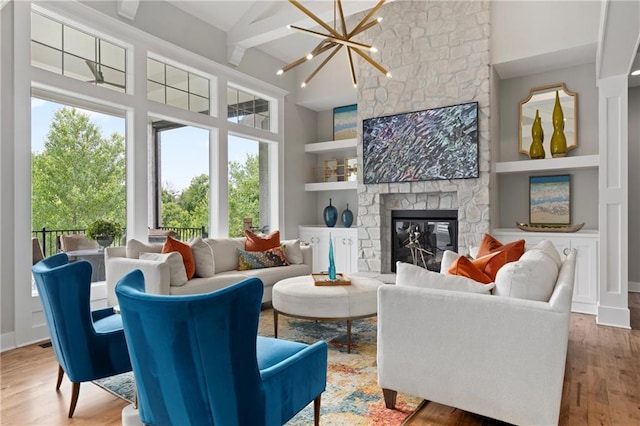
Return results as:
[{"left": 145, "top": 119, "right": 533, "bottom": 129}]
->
[
  {"left": 126, "top": 239, "right": 162, "bottom": 259},
  {"left": 396, "top": 262, "right": 495, "bottom": 294},
  {"left": 204, "top": 238, "right": 245, "bottom": 273},
  {"left": 531, "top": 240, "right": 563, "bottom": 269},
  {"left": 494, "top": 249, "right": 559, "bottom": 302},
  {"left": 189, "top": 238, "right": 215, "bottom": 278},
  {"left": 440, "top": 250, "right": 460, "bottom": 274},
  {"left": 282, "top": 239, "right": 304, "bottom": 264},
  {"left": 139, "top": 252, "right": 188, "bottom": 287}
]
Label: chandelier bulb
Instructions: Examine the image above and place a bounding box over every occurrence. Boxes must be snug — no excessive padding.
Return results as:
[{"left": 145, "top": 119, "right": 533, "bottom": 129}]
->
[
  {"left": 276, "top": 69, "right": 284, "bottom": 75},
  {"left": 301, "top": 82, "right": 307, "bottom": 88},
  {"left": 632, "top": 69, "right": 640, "bottom": 76},
  {"left": 386, "top": 72, "right": 392, "bottom": 78},
  {"left": 370, "top": 47, "right": 378, "bottom": 53},
  {"left": 306, "top": 53, "right": 313, "bottom": 60},
  {"left": 286, "top": 24, "right": 292, "bottom": 30},
  {"left": 353, "top": 83, "right": 358, "bottom": 88},
  {"left": 377, "top": 17, "right": 383, "bottom": 22}
]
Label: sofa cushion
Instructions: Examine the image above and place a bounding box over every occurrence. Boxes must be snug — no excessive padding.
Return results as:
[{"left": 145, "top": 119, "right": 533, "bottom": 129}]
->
[
  {"left": 139, "top": 252, "right": 188, "bottom": 287},
  {"left": 126, "top": 239, "right": 163, "bottom": 259},
  {"left": 447, "top": 255, "right": 493, "bottom": 284},
  {"left": 531, "top": 240, "right": 563, "bottom": 269},
  {"left": 204, "top": 238, "right": 245, "bottom": 273},
  {"left": 240, "top": 264, "right": 312, "bottom": 287},
  {"left": 477, "top": 234, "right": 525, "bottom": 263},
  {"left": 238, "top": 246, "right": 289, "bottom": 271},
  {"left": 244, "top": 230, "right": 280, "bottom": 251},
  {"left": 189, "top": 238, "right": 215, "bottom": 278},
  {"left": 162, "top": 236, "right": 195, "bottom": 279},
  {"left": 168, "top": 272, "right": 249, "bottom": 295},
  {"left": 494, "top": 249, "right": 559, "bottom": 301},
  {"left": 282, "top": 239, "right": 304, "bottom": 264},
  {"left": 397, "top": 262, "right": 495, "bottom": 294}
]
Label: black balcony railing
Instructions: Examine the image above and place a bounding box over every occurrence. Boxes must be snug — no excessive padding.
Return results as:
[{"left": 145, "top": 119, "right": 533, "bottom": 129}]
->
[{"left": 32, "top": 226, "right": 208, "bottom": 257}]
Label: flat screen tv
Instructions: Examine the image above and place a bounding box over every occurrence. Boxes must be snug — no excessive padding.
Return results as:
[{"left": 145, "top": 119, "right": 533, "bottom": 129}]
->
[{"left": 362, "top": 101, "right": 479, "bottom": 184}]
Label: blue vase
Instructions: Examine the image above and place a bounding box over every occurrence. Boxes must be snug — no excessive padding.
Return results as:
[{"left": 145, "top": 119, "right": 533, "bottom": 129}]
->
[
  {"left": 341, "top": 204, "right": 353, "bottom": 228},
  {"left": 323, "top": 198, "right": 338, "bottom": 227},
  {"left": 328, "top": 236, "right": 337, "bottom": 280}
]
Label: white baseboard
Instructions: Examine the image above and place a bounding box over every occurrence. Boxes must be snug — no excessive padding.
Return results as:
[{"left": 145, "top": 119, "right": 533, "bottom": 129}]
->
[
  {"left": 629, "top": 281, "right": 640, "bottom": 293},
  {"left": 597, "top": 305, "right": 631, "bottom": 329},
  {"left": 1, "top": 332, "right": 16, "bottom": 352}
]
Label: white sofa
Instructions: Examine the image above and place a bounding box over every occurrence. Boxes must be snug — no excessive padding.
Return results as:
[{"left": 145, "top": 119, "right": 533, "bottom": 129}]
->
[
  {"left": 105, "top": 237, "right": 312, "bottom": 306},
  {"left": 377, "top": 247, "right": 577, "bottom": 426}
]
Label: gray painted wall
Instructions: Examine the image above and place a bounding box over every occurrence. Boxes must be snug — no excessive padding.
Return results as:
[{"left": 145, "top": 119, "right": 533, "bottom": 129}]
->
[
  {"left": 629, "top": 86, "right": 640, "bottom": 283},
  {"left": 496, "top": 62, "right": 599, "bottom": 229}
]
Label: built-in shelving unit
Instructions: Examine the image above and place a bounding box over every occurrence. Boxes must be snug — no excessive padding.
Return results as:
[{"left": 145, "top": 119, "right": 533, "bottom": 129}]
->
[
  {"left": 305, "top": 138, "right": 358, "bottom": 192},
  {"left": 493, "top": 154, "right": 599, "bottom": 174}
]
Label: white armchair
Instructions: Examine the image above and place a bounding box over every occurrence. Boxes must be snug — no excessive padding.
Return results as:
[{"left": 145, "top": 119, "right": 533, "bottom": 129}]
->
[{"left": 377, "top": 250, "right": 577, "bottom": 425}]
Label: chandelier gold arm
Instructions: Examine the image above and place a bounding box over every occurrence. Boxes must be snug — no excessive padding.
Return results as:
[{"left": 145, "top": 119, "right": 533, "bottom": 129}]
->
[
  {"left": 288, "top": 0, "right": 343, "bottom": 39},
  {"left": 279, "top": 41, "right": 338, "bottom": 74},
  {"left": 336, "top": 0, "right": 348, "bottom": 38},
  {"left": 302, "top": 45, "right": 343, "bottom": 87},
  {"left": 349, "top": 0, "right": 386, "bottom": 38},
  {"left": 352, "top": 47, "right": 390, "bottom": 77},
  {"left": 347, "top": 47, "right": 357, "bottom": 87},
  {"left": 288, "top": 25, "right": 375, "bottom": 51}
]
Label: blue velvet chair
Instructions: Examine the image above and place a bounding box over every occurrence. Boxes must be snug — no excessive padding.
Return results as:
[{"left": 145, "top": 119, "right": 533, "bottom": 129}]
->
[
  {"left": 116, "top": 270, "right": 328, "bottom": 426},
  {"left": 32, "top": 253, "right": 132, "bottom": 417}
]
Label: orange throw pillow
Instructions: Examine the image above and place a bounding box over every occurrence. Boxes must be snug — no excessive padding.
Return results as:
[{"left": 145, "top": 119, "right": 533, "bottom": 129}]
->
[
  {"left": 471, "top": 251, "right": 508, "bottom": 281},
  {"left": 162, "top": 236, "right": 195, "bottom": 279},
  {"left": 244, "top": 230, "right": 281, "bottom": 252},
  {"left": 447, "top": 255, "right": 493, "bottom": 284},
  {"left": 476, "top": 234, "right": 525, "bottom": 263}
]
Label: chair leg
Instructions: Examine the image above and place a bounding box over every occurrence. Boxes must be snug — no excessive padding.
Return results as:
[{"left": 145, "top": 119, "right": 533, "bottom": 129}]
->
[
  {"left": 382, "top": 388, "right": 397, "bottom": 409},
  {"left": 56, "top": 364, "right": 64, "bottom": 390},
  {"left": 314, "top": 395, "right": 321, "bottom": 426},
  {"left": 68, "top": 382, "right": 80, "bottom": 418}
]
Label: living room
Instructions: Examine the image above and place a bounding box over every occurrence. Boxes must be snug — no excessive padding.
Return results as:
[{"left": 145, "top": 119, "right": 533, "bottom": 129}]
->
[{"left": 2, "top": 0, "right": 639, "bottom": 424}]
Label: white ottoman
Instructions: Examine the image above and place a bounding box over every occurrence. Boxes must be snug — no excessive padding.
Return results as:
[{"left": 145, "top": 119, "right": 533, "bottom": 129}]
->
[{"left": 272, "top": 275, "right": 385, "bottom": 353}]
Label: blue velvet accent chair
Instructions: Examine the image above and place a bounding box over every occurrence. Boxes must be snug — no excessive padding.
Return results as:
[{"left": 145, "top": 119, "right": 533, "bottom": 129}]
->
[
  {"left": 116, "top": 270, "right": 328, "bottom": 426},
  {"left": 32, "top": 253, "right": 132, "bottom": 417}
]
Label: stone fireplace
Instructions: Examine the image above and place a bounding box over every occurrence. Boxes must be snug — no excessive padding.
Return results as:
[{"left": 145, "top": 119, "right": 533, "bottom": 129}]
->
[{"left": 355, "top": 0, "right": 491, "bottom": 274}]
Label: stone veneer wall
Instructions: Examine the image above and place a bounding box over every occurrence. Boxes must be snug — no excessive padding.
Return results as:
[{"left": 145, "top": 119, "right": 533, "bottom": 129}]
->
[{"left": 356, "top": 0, "right": 491, "bottom": 273}]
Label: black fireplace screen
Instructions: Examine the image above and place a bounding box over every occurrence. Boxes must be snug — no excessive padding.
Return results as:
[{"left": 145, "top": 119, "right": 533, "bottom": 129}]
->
[{"left": 391, "top": 210, "right": 458, "bottom": 272}]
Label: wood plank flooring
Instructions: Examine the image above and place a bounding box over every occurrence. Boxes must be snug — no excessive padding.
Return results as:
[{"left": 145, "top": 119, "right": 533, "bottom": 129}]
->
[
  {"left": 1, "top": 294, "right": 638, "bottom": 425},
  {"left": 405, "top": 292, "right": 640, "bottom": 426}
]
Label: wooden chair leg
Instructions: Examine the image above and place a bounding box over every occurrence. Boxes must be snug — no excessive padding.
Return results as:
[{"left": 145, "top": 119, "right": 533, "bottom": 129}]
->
[
  {"left": 68, "top": 382, "right": 80, "bottom": 418},
  {"left": 382, "top": 388, "right": 397, "bottom": 409},
  {"left": 56, "top": 364, "right": 64, "bottom": 390},
  {"left": 314, "top": 395, "right": 321, "bottom": 426}
]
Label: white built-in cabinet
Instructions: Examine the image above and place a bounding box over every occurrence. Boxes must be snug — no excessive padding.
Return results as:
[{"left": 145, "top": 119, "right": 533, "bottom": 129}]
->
[
  {"left": 304, "top": 138, "right": 357, "bottom": 191},
  {"left": 299, "top": 226, "right": 358, "bottom": 274},
  {"left": 492, "top": 229, "right": 599, "bottom": 315}
]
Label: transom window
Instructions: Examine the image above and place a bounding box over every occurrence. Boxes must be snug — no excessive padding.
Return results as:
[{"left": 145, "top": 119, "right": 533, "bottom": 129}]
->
[
  {"left": 147, "top": 58, "right": 210, "bottom": 114},
  {"left": 30, "top": 11, "right": 126, "bottom": 92},
  {"left": 227, "top": 87, "right": 271, "bottom": 131}
]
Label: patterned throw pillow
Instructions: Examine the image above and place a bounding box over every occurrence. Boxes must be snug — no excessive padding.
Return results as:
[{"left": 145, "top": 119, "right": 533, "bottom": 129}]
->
[{"left": 237, "top": 246, "right": 289, "bottom": 271}]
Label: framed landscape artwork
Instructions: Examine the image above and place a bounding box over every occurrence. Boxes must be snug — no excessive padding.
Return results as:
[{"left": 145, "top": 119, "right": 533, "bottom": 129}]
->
[
  {"left": 529, "top": 175, "right": 571, "bottom": 225},
  {"left": 333, "top": 104, "right": 357, "bottom": 140}
]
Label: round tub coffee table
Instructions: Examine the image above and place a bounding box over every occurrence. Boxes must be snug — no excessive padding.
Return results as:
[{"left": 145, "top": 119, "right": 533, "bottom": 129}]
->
[{"left": 271, "top": 275, "right": 385, "bottom": 353}]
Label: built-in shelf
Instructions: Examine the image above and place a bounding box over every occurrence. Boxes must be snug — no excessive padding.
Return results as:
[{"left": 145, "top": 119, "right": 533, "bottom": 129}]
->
[
  {"left": 304, "top": 138, "right": 357, "bottom": 154},
  {"left": 492, "top": 228, "right": 599, "bottom": 237},
  {"left": 493, "top": 154, "right": 599, "bottom": 174},
  {"left": 304, "top": 181, "right": 358, "bottom": 191}
]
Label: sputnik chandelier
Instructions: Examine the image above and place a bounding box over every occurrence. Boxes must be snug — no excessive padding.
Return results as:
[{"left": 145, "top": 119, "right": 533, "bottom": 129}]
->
[{"left": 277, "top": 0, "right": 392, "bottom": 88}]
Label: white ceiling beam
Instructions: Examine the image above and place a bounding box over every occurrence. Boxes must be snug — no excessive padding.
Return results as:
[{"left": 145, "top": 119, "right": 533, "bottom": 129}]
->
[
  {"left": 596, "top": 0, "right": 640, "bottom": 79},
  {"left": 227, "top": 1, "right": 378, "bottom": 50},
  {"left": 117, "top": 0, "right": 140, "bottom": 21}
]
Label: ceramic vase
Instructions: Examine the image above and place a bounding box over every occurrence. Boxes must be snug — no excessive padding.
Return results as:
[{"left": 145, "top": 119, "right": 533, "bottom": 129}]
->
[
  {"left": 323, "top": 198, "right": 338, "bottom": 227},
  {"left": 550, "top": 90, "right": 567, "bottom": 157},
  {"left": 341, "top": 204, "right": 354, "bottom": 228},
  {"left": 328, "top": 236, "right": 337, "bottom": 280},
  {"left": 529, "top": 109, "right": 545, "bottom": 159}
]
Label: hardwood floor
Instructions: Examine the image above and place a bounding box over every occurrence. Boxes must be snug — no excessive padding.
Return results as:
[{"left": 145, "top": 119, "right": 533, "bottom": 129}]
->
[{"left": 1, "top": 294, "right": 638, "bottom": 425}]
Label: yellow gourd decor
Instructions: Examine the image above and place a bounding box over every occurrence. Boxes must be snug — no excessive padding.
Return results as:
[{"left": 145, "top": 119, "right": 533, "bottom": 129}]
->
[
  {"left": 550, "top": 90, "right": 567, "bottom": 157},
  {"left": 529, "top": 109, "right": 545, "bottom": 159}
]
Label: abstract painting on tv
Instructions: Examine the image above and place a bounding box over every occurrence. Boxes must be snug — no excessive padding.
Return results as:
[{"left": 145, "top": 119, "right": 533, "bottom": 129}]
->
[{"left": 362, "top": 102, "right": 478, "bottom": 183}]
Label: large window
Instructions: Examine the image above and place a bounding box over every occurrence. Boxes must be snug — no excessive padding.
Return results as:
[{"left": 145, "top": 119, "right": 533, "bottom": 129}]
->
[
  {"left": 147, "top": 58, "right": 210, "bottom": 114},
  {"left": 30, "top": 11, "right": 126, "bottom": 92},
  {"left": 227, "top": 86, "right": 271, "bottom": 131}
]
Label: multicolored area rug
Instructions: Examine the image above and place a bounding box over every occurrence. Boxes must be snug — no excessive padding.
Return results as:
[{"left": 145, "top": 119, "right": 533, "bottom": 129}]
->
[{"left": 93, "top": 309, "right": 421, "bottom": 425}]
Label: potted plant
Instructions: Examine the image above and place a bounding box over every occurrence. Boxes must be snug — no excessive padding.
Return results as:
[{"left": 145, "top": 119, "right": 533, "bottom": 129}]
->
[{"left": 86, "top": 219, "right": 123, "bottom": 250}]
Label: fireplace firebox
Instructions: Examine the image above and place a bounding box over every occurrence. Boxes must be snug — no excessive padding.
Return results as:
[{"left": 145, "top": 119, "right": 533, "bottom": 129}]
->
[{"left": 391, "top": 210, "right": 458, "bottom": 272}]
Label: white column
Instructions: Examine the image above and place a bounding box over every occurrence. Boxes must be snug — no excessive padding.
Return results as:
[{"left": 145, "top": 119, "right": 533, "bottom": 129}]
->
[{"left": 597, "top": 74, "right": 630, "bottom": 328}]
